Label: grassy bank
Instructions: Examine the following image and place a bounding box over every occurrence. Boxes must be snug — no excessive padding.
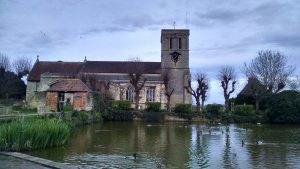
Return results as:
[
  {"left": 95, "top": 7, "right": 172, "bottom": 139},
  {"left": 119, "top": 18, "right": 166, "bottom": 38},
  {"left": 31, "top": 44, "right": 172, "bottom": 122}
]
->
[{"left": 0, "top": 118, "right": 71, "bottom": 151}]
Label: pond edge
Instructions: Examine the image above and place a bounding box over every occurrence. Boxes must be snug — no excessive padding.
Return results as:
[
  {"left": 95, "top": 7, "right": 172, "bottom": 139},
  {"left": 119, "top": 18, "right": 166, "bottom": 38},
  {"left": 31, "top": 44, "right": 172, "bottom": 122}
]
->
[{"left": 0, "top": 152, "right": 72, "bottom": 169}]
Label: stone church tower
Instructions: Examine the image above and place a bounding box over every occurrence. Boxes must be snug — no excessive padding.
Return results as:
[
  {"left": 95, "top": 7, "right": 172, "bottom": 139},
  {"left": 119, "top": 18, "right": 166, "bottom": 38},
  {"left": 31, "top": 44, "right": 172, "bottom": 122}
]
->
[{"left": 161, "top": 29, "right": 192, "bottom": 107}]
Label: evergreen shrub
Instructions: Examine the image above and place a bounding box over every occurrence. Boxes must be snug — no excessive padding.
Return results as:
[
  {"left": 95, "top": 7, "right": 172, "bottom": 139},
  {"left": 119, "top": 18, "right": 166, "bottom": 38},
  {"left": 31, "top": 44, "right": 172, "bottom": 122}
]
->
[
  {"left": 267, "top": 90, "right": 300, "bottom": 123},
  {"left": 204, "top": 104, "right": 223, "bottom": 118},
  {"left": 174, "top": 104, "right": 194, "bottom": 120},
  {"left": 112, "top": 100, "right": 131, "bottom": 111},
  {"left": 233, "top": 105, "right": 255, "bottom": 116},
  {"left": 145, "top": 102, "right": 161, "bottom": 112}
]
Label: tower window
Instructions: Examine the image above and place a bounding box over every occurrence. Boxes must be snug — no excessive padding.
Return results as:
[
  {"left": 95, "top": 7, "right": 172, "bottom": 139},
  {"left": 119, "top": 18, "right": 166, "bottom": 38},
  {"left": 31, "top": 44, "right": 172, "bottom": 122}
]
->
[
  {"left": 178, "top": 38, "right": 182, "bottom": 49},
  {"left": 146, "top": 87, "right": 156, "bottom": 102},
  {"left": 170, "top": 38, "right": 173, "bottom": 49}
]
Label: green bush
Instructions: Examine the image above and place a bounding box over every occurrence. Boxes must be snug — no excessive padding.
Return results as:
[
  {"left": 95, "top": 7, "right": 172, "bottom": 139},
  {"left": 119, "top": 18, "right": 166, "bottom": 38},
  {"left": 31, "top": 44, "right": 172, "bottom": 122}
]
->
[
  {"left": 144, "top": 111, "right": 165, "bottom": 122},
  {"left": 0, "top": 99, "right": 17, "bottom": 106},
  {"left": 0, "top": 119, "right": 71, "bottom": 151},
  {"left": 266, "top": 90, "right": 300, "bottom": 123},
  {"left": 92, "top": 112, "right": 103, "bottom": 123},
  {"left": 145, "top": 102, "right": 161, "bottom": 112},
  {"left": 174, "top": 104, "right": 194, "bottom": 120},
  {"left": 230, "top": 115, "right": 259, "bottom": 123},
  {"left": 78, "top": 111, "right": 90, "bottom": 123},
  {"left": 11, "top": 105, "right": 37, "bottom": 114},
  {"left": 112, "top": 100, "right": 131, "bottom": 111},
  {"left": 63, "top": 105, "right": 73, "bottom": 112},
  {"left": 103, "top": 110, "right": 133, "bottom": 121},
  {"left": 233, "top": 105, "right": 255, "bottom": 116},
  {"left": 65, "top": 112, "right": 73, "bottom": 122},
  {"left": 204, "top": 104, "right": 223, "bottom": 118}
]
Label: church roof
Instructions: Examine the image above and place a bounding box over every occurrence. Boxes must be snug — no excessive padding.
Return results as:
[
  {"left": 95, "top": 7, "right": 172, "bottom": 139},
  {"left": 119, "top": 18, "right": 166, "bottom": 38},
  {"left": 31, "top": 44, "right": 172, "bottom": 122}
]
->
[
  {"left": 28, "top": 61, "right": 83, "bottom": 81},
  {"left": 47, "top": 79, "right": 91, "bottom": 92},
  {"left": 81, "top": 61, "right": 161, "bottom": 74},
  {"left": 28, "top": 60, "right": 161, "bottom": 81}
]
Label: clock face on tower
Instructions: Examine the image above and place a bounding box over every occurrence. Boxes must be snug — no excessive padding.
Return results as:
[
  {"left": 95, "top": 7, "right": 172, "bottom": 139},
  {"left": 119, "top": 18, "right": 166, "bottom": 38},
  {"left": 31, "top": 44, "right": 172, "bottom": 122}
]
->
[{"left": 170, "top": 51, "right": 181, "bottom": 65}]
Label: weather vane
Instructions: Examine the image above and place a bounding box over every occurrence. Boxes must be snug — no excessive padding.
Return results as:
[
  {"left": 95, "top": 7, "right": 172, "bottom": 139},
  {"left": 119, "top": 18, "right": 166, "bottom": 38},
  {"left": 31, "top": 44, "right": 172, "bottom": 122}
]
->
[{"left": 173, "top": 21, "right": 176, "bottom": 30}]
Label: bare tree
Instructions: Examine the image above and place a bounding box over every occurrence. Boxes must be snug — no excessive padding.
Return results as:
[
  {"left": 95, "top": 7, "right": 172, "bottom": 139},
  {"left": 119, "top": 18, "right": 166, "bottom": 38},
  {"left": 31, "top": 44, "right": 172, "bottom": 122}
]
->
[
  {"left": 186, "top": 72, "right": 209, "bottom": 115},
  {"left": 288, "top": 76, "right": 300, "bottom": 92},
  {"left": 200, "top": 80, "right": 209, "bottom": 111},
  {"left": 218, "top": 66, "right": 236, "bottom": 114},
  {"left": 79, "top": 74, "right": 112, "bottom": 107},
  {"left": 162, "top": 70, "right": 174, "bottom": 112},
  {"left": 12, "top": 56, "right": 32, "bottom": 78},
  {"left": 0, "top": 53, "right": 10, "bottom": 72},
  {"left": 79, "top": 74, "right": 110, "bottom": 93},
  {"left": 110, "top": 82, "right": 126, "bottom": 100},
  {"left": 127, "top": 57, "right": 147, "bottom": 110},
  {"left": 243, "top": 50, "right": 295, "bottom": 93}
]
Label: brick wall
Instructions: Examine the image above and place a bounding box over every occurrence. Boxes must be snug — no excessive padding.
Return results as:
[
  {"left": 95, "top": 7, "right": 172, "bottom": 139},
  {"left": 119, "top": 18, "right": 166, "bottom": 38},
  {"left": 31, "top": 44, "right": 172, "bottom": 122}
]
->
[
  {"left": 46, "top": 92, "right": 58, "bottom": 111},
  {"left": 73, "top": 92, "right": 87, "bottom": 111}
]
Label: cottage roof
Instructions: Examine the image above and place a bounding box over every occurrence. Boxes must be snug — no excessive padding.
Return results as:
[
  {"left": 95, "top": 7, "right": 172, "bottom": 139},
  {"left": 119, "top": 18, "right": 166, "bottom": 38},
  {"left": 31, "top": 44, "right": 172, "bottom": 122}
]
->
[
  {"left": 28, "top": 60, "right": 161, "bottom": 81},
  {"left": 239, "top": 77, "right": 266, "bottom": 96},
  {"left": 48, "top": 79, "right": 91, "bottom": 92}
]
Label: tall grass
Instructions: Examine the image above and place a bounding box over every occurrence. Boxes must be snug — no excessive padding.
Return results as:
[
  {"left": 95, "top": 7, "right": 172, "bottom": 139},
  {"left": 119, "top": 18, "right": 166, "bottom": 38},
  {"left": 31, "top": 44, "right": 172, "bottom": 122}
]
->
[{"left": 0, "top": 118, "right": 71, "bottom": 151}]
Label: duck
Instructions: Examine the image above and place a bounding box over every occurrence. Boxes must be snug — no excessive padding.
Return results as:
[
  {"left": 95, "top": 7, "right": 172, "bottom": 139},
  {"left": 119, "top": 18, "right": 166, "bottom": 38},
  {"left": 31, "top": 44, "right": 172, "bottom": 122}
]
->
[{"left": 256, "top": 140, "right": 263, "bottom": 145}]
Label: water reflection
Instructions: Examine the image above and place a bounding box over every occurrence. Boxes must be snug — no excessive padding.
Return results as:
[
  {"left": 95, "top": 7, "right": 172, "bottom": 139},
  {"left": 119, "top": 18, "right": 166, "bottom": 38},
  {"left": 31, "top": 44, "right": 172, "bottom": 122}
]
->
[{"left": 26, "top": 122, "right": 300, "bottom": 168}]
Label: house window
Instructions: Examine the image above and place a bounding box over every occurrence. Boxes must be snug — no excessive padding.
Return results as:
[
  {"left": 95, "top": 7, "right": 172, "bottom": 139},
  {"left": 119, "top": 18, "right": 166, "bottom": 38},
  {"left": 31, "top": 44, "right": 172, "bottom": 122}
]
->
[
  {"left": 58, "top": 92, "right": 65, "bottom": 102},
  {"left": 178, "top": 38, "right": 182, "bottom": 49},
  {"left": 74, "top": 96, "right": 82, "bottom": 100},
  {"left": 126, "top": 88, "right": 135, "bottom": 102},
  {"left": 146, "top": 87, "right": 156, "bottom": 102},
  {"left": 170, "top": 38, "right": 173, "bottom": 49},
  {"left": 87, "top": 95, "right": 91, "bottom": 106}
]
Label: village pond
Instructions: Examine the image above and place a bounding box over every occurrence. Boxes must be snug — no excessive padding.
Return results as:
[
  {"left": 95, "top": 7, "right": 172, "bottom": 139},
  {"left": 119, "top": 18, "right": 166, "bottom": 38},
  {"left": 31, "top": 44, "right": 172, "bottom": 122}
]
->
[{"left": 26, "top": 122, "right": 300, "bottom": 168}]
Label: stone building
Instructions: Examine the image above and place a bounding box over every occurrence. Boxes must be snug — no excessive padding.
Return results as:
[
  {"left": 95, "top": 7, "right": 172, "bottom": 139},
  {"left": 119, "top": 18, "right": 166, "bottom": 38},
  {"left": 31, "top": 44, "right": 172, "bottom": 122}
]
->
[{"left": 26, "top": 29, "right": 192, "bottom": 111}]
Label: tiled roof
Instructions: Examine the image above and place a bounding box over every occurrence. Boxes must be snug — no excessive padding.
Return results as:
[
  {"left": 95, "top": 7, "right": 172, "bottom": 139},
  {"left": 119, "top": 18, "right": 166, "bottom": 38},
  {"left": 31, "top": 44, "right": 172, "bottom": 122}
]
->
[
  {"left": 81, "top": 61, "right": 161, "bottom": 74},
  {"left": 47, "top": 79, "right": 91, "bottom": 92},
  {"left": 28, "top": 60, "right": 161, "bottom": 81},
  {"left": 28, "top": 61, "right": 83, "bottom": 81}
]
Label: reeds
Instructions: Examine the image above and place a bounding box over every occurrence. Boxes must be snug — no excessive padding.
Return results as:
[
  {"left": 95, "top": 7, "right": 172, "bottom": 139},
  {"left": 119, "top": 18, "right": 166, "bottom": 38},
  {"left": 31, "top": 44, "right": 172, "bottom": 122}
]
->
[{"left": 0, "top": 118, "right": 71, "bottom": 151}]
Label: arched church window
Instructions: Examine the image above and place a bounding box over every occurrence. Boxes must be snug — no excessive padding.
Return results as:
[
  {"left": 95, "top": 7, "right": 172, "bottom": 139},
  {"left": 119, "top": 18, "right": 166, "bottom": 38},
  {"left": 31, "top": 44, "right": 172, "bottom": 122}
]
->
[
  {"left": 146, "top": 87, "right": 156, "bottom": 102},
  {"left": 178, "top": 38, "right": 182, "bottom": 49},
  {"left": 126, "top": 88, "right": 135, "bottom": 102},
  {"left": 170, "top": 38, "right": 173, "bottom": 49}
]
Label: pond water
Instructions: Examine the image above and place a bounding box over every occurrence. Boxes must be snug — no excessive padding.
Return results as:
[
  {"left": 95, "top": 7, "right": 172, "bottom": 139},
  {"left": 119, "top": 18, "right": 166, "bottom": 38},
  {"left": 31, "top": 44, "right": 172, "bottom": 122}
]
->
[{"left": 27, "top": 122, "right": 300, "bottom": 169}]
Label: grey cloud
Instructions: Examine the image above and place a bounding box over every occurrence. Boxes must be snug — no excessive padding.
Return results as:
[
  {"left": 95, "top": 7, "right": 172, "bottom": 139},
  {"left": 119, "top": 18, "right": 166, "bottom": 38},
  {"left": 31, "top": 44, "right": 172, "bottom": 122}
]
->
[
  {"left": 81, "top": 26, "right": 133, "bottom": 35},
  {"left": 25, "top": 33, "right": 53, "bottom": 48},
  {"left": 195, "top": 10, "right": 242, "bottom": 24},
  {"left": 81, "top": 15, "right": 167, "bottom": 35},
  {"left": 263, "top": 32, "right": 300, "bottom": 47},
  {"left": 116, "top": 15, "right": 165, "bottom": 29},
  {"left": 23, "top": 31, "right": 68, "bottom": 52},
  {"left": 193, "top": 1, "right": 292, "bottom": 27}
]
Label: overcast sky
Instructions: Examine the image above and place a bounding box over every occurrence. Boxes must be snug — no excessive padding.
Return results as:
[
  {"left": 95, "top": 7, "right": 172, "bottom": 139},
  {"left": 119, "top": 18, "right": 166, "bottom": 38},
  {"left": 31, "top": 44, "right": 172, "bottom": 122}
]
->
[{"left": 0, "top": 0, "right": 299, "bottom": 104}]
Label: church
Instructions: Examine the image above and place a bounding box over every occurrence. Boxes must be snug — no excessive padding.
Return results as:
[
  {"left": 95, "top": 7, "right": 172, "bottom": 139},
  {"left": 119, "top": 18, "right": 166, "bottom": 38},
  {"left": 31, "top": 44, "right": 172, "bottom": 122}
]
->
[{"left": 26, "top": 29, "right": 192, "bottom": 112}]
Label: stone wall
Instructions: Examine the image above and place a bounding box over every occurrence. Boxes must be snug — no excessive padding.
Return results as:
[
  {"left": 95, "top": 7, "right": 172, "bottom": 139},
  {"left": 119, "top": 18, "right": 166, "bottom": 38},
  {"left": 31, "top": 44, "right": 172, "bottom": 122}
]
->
[
  {"left": 108, "top": 81, "right": 167, "bottom": 109},
  {"left": 26, "top": 81, "right": 38, "bottom": 104},
  {"left": 27, "top": 73, "right": 75, "bottom": 107}
]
